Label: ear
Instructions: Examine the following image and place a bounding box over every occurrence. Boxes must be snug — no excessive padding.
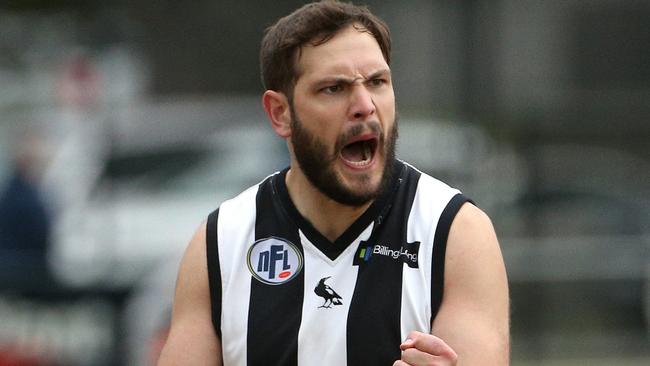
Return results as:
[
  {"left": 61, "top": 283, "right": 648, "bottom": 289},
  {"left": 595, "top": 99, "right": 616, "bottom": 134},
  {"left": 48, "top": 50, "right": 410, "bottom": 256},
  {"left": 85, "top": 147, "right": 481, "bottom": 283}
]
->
[{"left": 262, "top": 90, "right": 292, "bottom": 138}]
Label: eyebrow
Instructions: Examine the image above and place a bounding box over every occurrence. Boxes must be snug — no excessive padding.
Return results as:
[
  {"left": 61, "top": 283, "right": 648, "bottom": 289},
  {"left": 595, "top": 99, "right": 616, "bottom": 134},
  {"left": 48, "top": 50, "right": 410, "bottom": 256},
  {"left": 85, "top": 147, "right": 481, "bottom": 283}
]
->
[
  {"left": 314, "top": 68, "right": 391, "bottom": 87},
  {"left": 364, "top": 69, "right": 391, "bottom": 80}
]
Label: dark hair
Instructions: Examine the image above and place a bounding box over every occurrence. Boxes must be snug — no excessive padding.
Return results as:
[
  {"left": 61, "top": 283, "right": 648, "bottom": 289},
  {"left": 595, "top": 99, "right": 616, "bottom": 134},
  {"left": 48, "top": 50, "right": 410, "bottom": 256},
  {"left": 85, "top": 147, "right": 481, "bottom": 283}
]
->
[{"left": 260, "top": 0, "right": 391, "bottom": 97}]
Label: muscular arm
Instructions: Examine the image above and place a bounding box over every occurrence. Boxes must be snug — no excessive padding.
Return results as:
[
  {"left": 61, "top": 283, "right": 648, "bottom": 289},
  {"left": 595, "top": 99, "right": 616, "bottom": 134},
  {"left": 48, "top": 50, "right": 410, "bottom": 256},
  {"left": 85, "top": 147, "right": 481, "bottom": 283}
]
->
[
  {"left": 431, "top": 203, "right": 510, "bottom": 364},
  {"left": 158, "top": 222, "right": 223, "bottom": 365}
]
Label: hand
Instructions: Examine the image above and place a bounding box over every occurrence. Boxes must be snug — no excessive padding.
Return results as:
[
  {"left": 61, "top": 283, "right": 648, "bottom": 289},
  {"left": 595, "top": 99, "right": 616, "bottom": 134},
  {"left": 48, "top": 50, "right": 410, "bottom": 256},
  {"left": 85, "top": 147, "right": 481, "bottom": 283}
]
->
[{"left": 392, "top": 331, "right": 458, "bottom": 366}]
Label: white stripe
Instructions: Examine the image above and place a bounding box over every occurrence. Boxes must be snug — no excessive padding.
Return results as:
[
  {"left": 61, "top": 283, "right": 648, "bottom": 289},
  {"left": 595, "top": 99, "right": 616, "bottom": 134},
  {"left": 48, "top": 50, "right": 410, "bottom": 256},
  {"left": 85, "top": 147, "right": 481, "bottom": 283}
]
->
[
  {"left": 401, "top": 173, "right": 460, "bottom": 341},
  {"left": 218, "top": 184, "right": 259, "bottom": 366}
]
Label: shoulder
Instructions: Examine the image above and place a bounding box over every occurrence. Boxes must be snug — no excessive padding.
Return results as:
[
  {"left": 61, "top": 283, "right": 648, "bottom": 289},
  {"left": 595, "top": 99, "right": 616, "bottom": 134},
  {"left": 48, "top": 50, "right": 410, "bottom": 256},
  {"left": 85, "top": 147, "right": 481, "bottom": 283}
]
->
[
  {"left": 444, "top": 202, "right": 507, "bottom": 306},
  {"left": 219, "top": 171, "right": 279, "bottom": 212},
  {"left": 178, "top": 221, "right": 209, "bottom": 292},
  {"left": 401, "top": 162, "right": 460, "bottom": 198},
  {"left": 447, "top": 203, "right": 502, "bottom": 272},
  {"left": 399, "top": 161, "right": 463, "bottom": 212},
  {"left": 451, "top": 203, "right": 495, "bottom": 239}
]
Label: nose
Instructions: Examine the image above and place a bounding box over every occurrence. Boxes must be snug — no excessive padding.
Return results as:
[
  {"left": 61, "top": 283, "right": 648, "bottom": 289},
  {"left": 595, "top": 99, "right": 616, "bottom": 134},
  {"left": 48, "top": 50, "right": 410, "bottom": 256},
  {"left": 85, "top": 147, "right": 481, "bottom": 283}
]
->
[{"left": 348, "top": 85, "right": 376, "bottom": 121}]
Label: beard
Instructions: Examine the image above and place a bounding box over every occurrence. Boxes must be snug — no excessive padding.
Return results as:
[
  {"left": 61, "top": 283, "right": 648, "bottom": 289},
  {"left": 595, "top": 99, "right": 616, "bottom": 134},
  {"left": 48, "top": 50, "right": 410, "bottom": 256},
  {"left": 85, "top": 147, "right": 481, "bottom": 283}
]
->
[{"left": 289, "top": 106, "right": 398, "bottom": 207}]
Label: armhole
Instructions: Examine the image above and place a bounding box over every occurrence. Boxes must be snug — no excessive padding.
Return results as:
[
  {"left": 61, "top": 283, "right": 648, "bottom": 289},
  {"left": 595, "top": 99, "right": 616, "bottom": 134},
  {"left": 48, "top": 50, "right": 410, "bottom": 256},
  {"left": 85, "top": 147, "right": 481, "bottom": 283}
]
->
[
  {"left": 430, "top": 193, "right": 472, "bottom": 323},
  {"left": 206, "top": 208, "right": 222, "bottom": 338}
]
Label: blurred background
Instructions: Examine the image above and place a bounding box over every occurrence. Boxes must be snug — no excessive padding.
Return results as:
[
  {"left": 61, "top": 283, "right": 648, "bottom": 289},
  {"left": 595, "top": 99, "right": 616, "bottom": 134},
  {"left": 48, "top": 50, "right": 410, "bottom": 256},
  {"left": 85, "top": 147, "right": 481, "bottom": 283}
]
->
[{"left": 0, "top": 0, "right": 648, "bottom": 365}]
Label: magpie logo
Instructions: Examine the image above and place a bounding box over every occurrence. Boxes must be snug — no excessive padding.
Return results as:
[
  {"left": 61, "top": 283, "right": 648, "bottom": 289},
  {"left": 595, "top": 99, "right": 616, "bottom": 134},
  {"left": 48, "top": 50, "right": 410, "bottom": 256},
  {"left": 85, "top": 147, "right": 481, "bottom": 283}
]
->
[
  {"left": 314, "top": 277, "right": 343, "bottom": 309},
  {"left": 353, "top": 240, "right": 420, "bottom": 268},
  {"left": 247, "top": 237, "right": 303, "bottom": 285}
]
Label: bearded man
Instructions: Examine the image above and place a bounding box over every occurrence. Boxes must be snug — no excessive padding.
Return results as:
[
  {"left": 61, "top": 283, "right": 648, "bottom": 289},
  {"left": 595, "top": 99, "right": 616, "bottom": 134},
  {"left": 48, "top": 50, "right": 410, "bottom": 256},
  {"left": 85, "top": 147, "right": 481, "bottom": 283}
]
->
[{"left": 159, "top": 2, "right": 509, "bottom": 365}]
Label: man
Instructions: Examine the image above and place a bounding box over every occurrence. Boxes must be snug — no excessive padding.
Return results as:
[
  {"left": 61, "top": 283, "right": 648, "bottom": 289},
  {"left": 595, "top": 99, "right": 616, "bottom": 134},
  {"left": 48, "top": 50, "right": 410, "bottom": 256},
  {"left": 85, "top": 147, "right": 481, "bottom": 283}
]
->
[{"left": 159, "top": 1, "right": 509, "bottom": 365}]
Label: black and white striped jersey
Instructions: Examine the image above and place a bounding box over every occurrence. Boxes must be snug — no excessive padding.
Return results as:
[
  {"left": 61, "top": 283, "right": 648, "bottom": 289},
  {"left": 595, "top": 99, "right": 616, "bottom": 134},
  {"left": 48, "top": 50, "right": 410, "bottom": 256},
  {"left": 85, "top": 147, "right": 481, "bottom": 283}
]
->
[{"left": 206, "top": 160, "right": 470, "bottom": 366}]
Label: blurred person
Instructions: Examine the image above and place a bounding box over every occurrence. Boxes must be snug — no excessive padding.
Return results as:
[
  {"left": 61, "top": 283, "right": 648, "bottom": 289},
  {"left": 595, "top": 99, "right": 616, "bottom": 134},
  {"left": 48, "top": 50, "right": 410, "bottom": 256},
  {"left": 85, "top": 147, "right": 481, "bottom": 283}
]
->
[
  {"left": 159, "top": 1, "right": 509, "bottom": 365},
  {"left": 0, "top": 130, "right": 53, "bottom": 292}
]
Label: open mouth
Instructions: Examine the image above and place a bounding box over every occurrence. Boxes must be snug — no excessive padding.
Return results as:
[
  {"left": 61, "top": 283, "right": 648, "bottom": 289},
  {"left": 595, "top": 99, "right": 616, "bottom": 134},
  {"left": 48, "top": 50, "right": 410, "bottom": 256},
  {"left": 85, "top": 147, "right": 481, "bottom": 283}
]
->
[{"left": 340, "top": 136, "right": 379, "bottom": 168}]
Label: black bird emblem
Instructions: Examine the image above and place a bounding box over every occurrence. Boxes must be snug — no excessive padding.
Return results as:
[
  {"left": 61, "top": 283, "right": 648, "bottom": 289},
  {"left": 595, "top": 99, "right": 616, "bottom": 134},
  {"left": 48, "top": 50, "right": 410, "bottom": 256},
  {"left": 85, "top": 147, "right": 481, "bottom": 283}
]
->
[{"left": 314, "top": 276, "right": 343, "bottom": 308}]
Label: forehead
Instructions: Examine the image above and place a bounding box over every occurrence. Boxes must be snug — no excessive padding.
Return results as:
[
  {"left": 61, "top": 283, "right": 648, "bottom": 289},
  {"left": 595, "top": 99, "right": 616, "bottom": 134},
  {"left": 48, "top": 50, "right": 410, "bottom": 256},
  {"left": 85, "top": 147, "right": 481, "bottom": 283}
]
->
[{"left": 296, "top": 25, "right": 389, "bottom": 82}]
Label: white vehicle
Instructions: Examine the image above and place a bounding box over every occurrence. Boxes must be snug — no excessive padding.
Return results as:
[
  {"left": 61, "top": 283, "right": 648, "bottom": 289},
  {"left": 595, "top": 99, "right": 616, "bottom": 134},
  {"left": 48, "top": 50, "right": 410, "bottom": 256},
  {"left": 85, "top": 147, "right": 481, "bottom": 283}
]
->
[{"left": 50, "top": 120, "right": 287, "bottom": 289}]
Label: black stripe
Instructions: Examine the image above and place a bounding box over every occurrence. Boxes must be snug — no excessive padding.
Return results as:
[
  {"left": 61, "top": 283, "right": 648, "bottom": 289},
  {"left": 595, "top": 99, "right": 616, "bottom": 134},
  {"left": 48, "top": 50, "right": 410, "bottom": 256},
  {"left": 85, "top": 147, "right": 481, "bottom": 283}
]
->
[
  {"left": 430, "top": 193, "right": 471, "bottom": 323},
  {"left": 247, "top": 175, "right": 304, "bottom": 366},
  {"left": 346, "top": 163, "right": 419, "bottom": 365},
  {"left": 206, "top": 208, "right": 222, "bottom": 338}
]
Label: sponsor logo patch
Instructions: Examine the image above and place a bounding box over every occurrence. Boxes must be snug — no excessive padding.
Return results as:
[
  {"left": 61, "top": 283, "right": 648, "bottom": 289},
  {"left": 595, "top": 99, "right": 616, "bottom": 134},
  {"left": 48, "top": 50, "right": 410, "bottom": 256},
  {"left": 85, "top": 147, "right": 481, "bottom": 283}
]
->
[
  {"left": 353, "top": 240, "right": 420, "bottom": 268},
  {"left": 247, "top": 237, "right": 303, "bottom": 285}
]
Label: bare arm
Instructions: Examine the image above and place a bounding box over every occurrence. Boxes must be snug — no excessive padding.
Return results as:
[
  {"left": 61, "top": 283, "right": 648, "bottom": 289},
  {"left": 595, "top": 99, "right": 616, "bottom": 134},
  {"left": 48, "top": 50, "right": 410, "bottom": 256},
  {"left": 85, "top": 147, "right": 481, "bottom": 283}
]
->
[
  {"left": 431, "top": 203, "right": 510, "bottom": 365},
  {"left": 158, "top": 222, "right": 222, "bottom": 365},
  {"left": 395, "top": 203, "right": 509, "bottom": 366}
]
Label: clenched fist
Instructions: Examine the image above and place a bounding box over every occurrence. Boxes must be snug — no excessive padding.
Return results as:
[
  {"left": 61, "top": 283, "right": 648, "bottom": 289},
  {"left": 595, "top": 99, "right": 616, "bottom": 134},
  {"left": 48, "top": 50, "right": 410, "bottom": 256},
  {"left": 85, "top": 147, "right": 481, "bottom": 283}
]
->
[{"left": 393, "top": 331, "right": 458, "bottom": 366}]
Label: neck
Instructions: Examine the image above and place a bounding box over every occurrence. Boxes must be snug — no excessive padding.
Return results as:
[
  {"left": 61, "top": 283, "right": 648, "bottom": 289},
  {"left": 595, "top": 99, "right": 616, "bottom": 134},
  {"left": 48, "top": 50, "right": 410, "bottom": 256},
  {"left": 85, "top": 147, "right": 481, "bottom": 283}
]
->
[{"left": 285, "top": 167, "right": 372, "bottom": 242}]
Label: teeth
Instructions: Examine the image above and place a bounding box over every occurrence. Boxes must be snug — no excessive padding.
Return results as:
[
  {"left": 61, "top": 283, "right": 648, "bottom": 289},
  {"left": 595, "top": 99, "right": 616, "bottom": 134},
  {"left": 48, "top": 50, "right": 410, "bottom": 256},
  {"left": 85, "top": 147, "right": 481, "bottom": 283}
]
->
[{"left": 346, "top": 159, "right": 371, "bottom": 167}]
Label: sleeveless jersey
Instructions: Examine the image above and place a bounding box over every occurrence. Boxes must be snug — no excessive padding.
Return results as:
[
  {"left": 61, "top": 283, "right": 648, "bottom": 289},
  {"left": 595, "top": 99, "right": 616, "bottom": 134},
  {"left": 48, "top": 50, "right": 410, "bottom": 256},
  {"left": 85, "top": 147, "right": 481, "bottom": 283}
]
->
[{"left": 206, "top": 160, "right": 469, "bottom": 366}]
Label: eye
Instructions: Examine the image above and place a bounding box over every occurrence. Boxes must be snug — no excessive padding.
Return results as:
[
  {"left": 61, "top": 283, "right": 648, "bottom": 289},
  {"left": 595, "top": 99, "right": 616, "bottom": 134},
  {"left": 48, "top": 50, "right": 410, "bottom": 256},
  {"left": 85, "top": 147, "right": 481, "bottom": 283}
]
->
[
  {"left": 322, "top": 84, "right": 343, "bottom": 94},
  {"left": 369, "top": 78, "right": 386, "bottom": 87}
]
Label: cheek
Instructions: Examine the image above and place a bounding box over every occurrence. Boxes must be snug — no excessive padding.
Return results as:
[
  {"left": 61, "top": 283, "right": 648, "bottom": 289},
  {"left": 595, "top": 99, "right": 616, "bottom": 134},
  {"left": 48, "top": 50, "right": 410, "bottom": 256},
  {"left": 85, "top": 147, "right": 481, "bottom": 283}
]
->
[
  {"left": 376, "top": 92, "right": 395, "bottom": 113},
  {"left": 371, "top": 90, "right": 395, "bottom": 118},
  {"left": 299, "top": 111, "right": 342, "bottom": 143}
]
